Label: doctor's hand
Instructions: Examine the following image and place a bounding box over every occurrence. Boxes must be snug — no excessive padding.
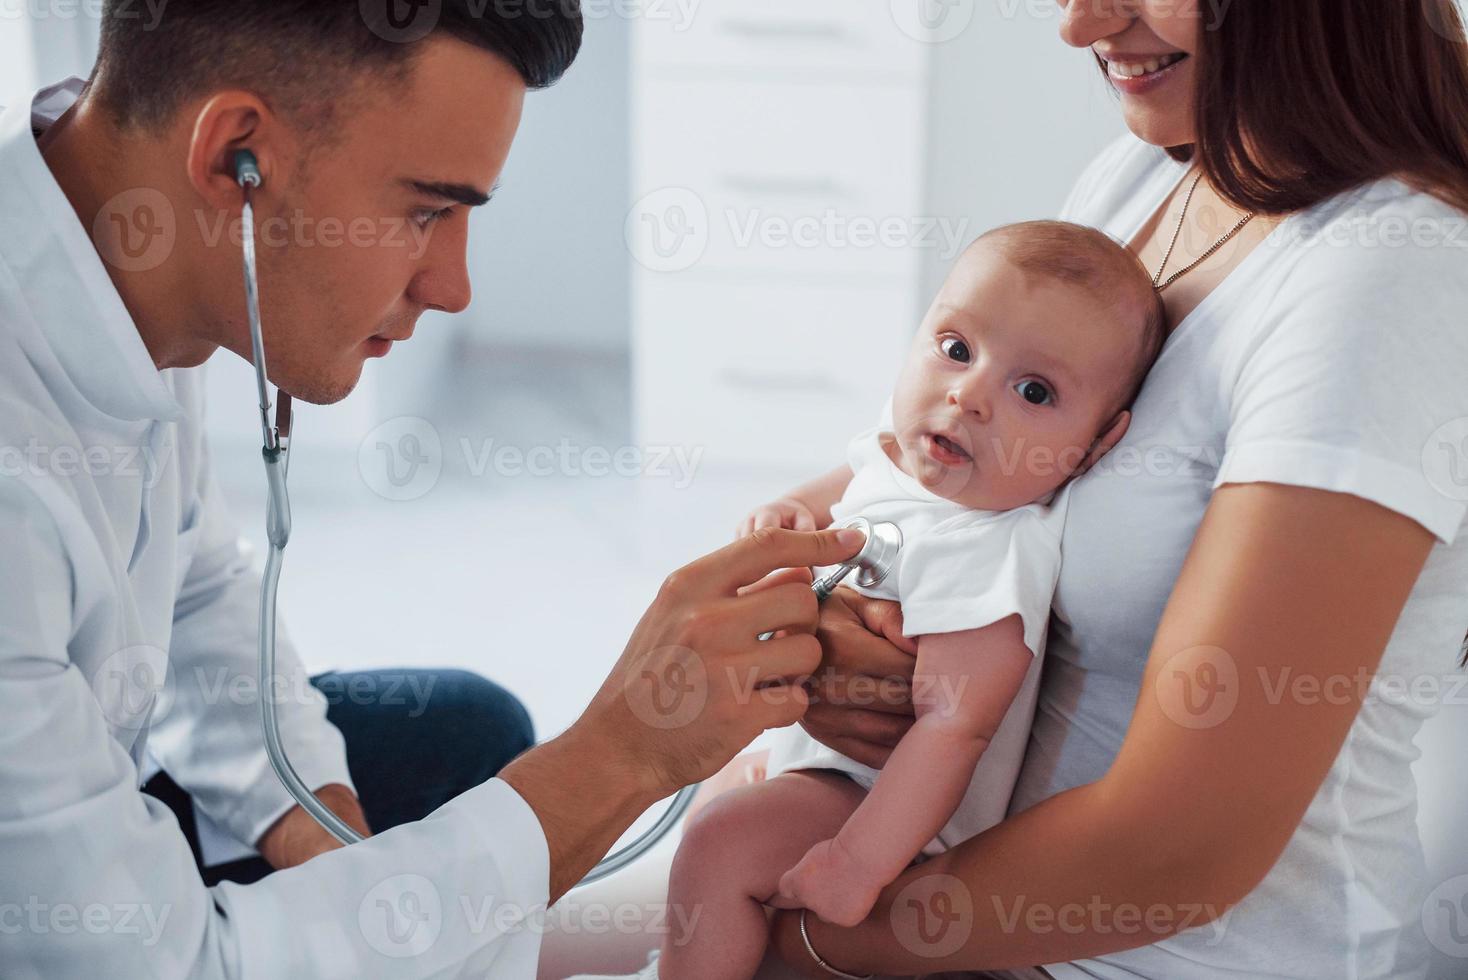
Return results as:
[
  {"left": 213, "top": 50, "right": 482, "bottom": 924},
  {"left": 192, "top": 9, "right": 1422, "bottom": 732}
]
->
[
  {"left": 801, "top": 586, "right": 917, "bottom": 769},
  {"left": 500, "top": 526, "right": 866, "bottom": 902},
  {"left": 589, "top": 525, "right": 869, "bottom": 794}
]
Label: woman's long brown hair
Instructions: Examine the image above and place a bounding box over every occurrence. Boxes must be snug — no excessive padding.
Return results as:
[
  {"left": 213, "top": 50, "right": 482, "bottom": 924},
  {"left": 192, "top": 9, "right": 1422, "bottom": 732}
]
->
[
  {"left": 1100, "top": 0, "right": 1468, "bottom": 666},
  {"left": 1176, "top": 0, "right": 1468, "bottom": 215}
]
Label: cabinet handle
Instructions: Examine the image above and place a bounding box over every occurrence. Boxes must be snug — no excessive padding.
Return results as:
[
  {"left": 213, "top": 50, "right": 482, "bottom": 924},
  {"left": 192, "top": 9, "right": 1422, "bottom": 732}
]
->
[
  {"left": 717, "top": 367, "right": 843, "bottom": 394},
  {"left": 718, "top": 19, "right": 851, "bottom": 43}
]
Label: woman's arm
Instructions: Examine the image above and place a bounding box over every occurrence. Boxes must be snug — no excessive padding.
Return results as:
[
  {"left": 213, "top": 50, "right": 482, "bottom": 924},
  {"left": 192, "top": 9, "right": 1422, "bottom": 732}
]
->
[{"left": 774, "top": 481, "right": 1437, "bottom": 975}]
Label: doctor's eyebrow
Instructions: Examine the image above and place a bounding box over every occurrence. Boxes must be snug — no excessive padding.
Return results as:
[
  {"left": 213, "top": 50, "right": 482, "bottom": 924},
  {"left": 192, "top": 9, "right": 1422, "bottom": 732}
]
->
[{"left": 401, "top": 179, "right": 498, "bottom": 208}]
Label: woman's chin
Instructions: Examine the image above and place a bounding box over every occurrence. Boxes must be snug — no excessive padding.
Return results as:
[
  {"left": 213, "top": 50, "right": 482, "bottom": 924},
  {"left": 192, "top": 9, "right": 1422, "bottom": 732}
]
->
[{"left": 1120, "top": 111, "right": 1195, "bottom": 152}]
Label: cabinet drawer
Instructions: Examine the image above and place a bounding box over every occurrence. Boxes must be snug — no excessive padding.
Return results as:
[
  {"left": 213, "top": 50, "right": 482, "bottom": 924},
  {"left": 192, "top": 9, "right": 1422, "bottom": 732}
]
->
[
  {"left": 635, "top": 0, "right": 930, "bottom": 78},
  {"left": 633, "top": 278, "right": 915, "bottom": 468},
  {"left": 630, "top": 78, "right": 932, "bottom": 280}
]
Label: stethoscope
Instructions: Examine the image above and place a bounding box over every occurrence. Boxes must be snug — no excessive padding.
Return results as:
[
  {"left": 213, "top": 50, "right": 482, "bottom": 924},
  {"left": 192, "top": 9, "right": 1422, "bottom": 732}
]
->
[{"left": 232, "top": 149, "right": 905, "bottom": 885}]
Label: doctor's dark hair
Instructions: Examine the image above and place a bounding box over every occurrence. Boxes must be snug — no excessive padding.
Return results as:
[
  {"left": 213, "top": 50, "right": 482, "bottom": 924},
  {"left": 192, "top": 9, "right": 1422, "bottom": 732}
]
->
[{"left": 92, "top": 0, "right": 582, "bottom": 136}]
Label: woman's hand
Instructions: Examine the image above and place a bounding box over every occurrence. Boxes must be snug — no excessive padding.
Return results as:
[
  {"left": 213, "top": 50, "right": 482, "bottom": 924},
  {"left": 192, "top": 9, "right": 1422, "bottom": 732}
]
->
[
  {"left": 256, "top": 783, "right": 371, "bottom": 869},
  {"left": 801, "top": 586, "right": 919, "bottom": 769},
  {"left": 737, "top": 497, "right": 820, "bottom": 538}
]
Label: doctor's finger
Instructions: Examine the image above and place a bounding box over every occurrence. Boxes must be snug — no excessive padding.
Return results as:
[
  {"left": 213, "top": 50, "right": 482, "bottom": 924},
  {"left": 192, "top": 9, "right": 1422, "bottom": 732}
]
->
[
  {"left": 729, "top": 581, "right": 822, "bottom": 638},
  {"left": 735, "top": 565, "right": 814, "bottom": 598},
  {"left": 743, "top": 679, "right": 813, "bottom": 733},
  {"left": 725, "top": 633, "right": 824, "bottom": 687},
  {"left": 688, "top": 526, "right": 865, "bottom": 596}
]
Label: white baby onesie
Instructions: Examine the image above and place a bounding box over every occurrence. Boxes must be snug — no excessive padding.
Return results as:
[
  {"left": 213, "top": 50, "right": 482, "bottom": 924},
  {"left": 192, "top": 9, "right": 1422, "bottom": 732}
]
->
[{"left": 766, "top": 422, "right": 1069, "bottom": 855}]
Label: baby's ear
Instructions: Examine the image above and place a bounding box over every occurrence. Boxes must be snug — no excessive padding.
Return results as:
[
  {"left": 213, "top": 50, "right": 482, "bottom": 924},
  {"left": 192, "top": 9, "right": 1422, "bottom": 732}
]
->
[{"left": 1073, "top": 410, "right": 1131, "bottom": 479}]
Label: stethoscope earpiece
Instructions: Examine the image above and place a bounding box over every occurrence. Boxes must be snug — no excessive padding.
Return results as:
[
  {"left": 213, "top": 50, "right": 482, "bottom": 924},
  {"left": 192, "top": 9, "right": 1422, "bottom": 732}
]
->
[{"left": 233, "top": 148, "right": 261, "bottom": 190}]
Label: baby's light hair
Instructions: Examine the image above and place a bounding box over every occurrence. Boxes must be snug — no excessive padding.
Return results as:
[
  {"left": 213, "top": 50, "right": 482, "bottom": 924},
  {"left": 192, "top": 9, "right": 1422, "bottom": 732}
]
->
[{"left": 971, "top": 220, "right": 1166, "bottom": 421}]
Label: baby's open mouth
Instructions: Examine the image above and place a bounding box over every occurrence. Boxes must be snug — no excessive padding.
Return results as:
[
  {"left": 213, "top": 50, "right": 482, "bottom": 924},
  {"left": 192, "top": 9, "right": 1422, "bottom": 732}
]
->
[{"left": 927, "top": 433, "right": 972, "bottom": 465}]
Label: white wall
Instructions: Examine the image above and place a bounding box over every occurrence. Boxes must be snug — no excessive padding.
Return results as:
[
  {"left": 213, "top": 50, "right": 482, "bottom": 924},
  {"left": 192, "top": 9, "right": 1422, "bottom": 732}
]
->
[
  {"left": 455, "top": 9, "right": 631, "bottom": 354},
  {"left": 921, "top": 2, "right": 1125, "bottom": 300},
  {"left": 0, "top": 5, "right": 100, "bottom": 103}
]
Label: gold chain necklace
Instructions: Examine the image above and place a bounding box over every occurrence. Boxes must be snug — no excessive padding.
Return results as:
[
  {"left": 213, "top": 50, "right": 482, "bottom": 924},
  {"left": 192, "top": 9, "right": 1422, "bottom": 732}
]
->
[{"left": 1152, "top": 170, "right": 1256, "bottom": 292}]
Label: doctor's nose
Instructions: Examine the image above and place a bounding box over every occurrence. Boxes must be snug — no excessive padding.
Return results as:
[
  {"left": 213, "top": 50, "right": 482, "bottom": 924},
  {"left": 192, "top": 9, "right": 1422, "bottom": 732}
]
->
[
  {"left": 407, "top": 232, "right": 474, "bottom": 315},
  {"left": 1057, "top": 0, "right": 1136, "bottom": 49}
]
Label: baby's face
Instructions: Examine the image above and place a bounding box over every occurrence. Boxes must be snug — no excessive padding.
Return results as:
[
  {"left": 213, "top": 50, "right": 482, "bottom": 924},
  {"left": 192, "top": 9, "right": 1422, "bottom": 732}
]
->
[{"left": 887, "top": 246, "right": 1135, "bottom": 511}]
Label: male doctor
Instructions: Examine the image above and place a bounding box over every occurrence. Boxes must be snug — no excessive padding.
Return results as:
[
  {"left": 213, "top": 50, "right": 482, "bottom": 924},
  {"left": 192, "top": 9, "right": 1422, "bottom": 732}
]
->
[{"left": 0, "top": 2, "right": 901, "bottom": 976}]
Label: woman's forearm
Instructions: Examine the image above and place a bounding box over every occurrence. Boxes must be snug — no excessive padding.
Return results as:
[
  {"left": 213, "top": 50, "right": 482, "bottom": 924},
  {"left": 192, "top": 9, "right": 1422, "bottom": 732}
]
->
[{"left": 806, "top": 777, "right": 1241, "bottom": 974}]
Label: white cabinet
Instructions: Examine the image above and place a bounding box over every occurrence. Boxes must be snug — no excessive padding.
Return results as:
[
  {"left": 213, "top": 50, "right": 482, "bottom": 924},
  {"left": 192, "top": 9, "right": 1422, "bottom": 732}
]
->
[{"left": 630, "top": 2, "right": 933, "bottom": 470}]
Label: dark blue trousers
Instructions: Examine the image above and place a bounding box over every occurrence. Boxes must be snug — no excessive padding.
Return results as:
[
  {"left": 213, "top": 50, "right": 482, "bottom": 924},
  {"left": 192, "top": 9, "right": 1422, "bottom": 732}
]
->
[{"left": 142, "top": 668, "right": 535, "bottom": 886}]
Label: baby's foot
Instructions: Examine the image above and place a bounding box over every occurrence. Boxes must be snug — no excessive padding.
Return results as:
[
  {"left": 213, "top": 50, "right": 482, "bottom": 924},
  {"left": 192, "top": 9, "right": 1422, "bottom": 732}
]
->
[{"left": 775, "top": 838, "right": 882, "bottom": 928}]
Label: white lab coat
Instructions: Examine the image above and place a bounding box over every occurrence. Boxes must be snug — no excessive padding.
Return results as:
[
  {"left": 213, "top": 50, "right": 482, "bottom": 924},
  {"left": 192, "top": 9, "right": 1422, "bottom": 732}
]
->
[{"left": 0, "top": 77, "right": 550, "bottom": 979}]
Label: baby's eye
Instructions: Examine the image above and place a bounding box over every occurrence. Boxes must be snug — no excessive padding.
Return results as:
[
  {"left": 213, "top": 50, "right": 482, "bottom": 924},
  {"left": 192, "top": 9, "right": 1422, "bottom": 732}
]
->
[
  {"left": 1015, "top": 380, "right": 1053, "bottom": 406},
  {"left": 939, "top": 337, "right": 971, "bottom": 363}
]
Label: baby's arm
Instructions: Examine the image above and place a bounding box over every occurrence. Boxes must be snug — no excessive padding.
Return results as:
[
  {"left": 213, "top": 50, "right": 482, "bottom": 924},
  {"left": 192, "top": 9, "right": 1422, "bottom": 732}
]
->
[
  {"left": 738, "top": 464, "right": 854, "bottom": 537},
  {"left": 775, "top": 613, "right": 1034, "bottom": 926}
]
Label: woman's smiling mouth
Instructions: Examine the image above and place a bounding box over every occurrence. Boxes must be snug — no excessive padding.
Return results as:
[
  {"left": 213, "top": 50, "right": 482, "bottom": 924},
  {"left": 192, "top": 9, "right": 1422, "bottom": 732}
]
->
[{"left": 1101, "top": 51, "right": 1190, "bottom": 95}]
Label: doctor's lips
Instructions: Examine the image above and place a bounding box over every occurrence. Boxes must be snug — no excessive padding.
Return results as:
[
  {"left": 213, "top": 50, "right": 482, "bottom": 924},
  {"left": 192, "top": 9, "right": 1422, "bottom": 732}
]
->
[{"left": 364, "top": 325, "right": 415, "bottom": 358}]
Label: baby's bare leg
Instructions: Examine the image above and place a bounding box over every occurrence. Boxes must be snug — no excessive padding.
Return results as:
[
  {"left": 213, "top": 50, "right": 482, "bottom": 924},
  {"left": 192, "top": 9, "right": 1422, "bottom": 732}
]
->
[{"left": 659, "top": 771, "right": 865, "bottom": 980}]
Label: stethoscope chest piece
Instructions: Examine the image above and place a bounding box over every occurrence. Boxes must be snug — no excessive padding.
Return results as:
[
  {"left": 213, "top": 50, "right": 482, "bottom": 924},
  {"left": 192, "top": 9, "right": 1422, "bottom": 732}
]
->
[{"left": 839, "top": 516, "right": 903, "bottom": 588}]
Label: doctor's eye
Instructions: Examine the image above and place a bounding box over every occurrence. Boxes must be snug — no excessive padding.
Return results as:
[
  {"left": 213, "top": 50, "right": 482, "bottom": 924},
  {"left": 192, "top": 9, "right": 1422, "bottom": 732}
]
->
[
  {"left": 939, "top": 337, "right": 971, "bottom": 363},
  {"left": 412, "top": 205, "right": 455, "bottom": 228},
  {"left": 1015, "top": 380, "right": 1054, "bottom": 406}
]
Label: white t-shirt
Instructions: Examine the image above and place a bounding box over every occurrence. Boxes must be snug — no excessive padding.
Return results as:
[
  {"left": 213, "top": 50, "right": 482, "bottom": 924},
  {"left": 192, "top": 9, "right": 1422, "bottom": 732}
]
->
[
  {"left": 768, "top": 423, "right": 1068, "bottom": 852},
  {"left": 1020, "top": 134, "right": 1468, "bottom": 979}
]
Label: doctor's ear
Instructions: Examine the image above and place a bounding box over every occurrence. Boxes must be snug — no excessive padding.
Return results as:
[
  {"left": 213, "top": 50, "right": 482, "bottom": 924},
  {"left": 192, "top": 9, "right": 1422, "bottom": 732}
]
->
[{"left": 182, "top": 92, "right": 279, "bottom": 210}]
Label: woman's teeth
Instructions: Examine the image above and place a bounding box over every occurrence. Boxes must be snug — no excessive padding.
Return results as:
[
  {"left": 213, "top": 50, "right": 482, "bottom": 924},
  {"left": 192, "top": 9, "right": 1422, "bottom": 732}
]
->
[{"left": 1108, "top": 52, "right": 1187, "bottom": 79}]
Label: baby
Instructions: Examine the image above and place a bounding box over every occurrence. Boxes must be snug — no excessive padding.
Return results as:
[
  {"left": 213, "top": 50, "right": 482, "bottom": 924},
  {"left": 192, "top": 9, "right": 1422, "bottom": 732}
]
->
[{"left": 581, "top": 220, "right": 1164, "bottom": 980}]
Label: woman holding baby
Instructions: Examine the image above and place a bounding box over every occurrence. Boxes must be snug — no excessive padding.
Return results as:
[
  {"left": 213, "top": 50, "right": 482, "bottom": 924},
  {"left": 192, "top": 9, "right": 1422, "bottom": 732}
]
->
[{"left": 570, "top": 2, "right": 1468, "bottom": 978}]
